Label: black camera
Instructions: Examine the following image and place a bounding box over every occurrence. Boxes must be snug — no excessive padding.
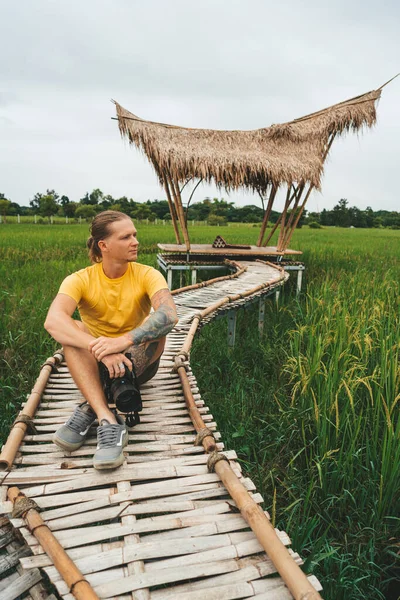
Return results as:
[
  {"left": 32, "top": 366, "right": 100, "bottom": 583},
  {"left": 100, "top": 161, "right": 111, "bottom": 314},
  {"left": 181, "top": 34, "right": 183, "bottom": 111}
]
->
[{"left": 99, "top": 353, "right": 142, "bottom": 427}]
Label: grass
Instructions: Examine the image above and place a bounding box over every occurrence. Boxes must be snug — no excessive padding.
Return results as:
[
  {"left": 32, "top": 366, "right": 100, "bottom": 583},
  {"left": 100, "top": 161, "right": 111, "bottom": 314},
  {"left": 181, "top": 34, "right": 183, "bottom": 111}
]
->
[{"left": 0, "top": 223, "right": 399, "bottom": 599}]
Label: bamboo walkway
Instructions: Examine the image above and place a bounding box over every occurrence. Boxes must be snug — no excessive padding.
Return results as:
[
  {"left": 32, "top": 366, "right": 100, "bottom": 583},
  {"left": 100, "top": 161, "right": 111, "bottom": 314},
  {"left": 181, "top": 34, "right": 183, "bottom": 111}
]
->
[{"left": 0, "top": 260, "right": 322, "bottom": 600}]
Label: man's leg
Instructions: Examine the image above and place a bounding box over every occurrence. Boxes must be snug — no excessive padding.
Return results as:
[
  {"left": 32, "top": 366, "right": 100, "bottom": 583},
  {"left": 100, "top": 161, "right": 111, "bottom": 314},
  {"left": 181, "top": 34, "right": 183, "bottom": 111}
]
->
[
  {"left": 53, "top": 321, "right": 120, "bottom": 452},
  {"left": 63, "top": 321, "right": 117, "bottom": 424},
  {"left": 129, "top": 337, "right": 165, "bottom": 384}
]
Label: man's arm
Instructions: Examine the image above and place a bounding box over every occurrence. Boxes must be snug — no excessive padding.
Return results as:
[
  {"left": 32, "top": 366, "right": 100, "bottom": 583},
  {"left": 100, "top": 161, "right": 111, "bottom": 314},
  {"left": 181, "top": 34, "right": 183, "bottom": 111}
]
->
[
  {"left": 44, "top": 294, "right": 95, "bottom": 348},
  {"left": 45, "top": 294, "right": 132, "bottom": 376},
  {"left": 129, "top": 288, "right": 178, "bottom": 345},
  {"left": 89, "top": 289, "right": 178, "bottom": 361}
]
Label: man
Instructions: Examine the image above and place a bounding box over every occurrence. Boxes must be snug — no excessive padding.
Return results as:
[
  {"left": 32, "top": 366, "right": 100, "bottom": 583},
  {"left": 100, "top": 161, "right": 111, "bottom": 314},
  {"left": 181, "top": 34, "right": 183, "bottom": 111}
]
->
[{"left": 44, "top": 210, "right": 178, "bottom": 470}]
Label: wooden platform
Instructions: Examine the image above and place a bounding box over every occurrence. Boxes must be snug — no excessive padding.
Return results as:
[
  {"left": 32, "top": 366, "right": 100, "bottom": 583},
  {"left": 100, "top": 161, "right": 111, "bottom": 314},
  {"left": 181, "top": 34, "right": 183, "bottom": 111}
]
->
[
  {"left": 0, "top": 261, "right": 321, "bottom": 599},
  {"left": 158, "top": 244, "right": 303, "bottom": 256}
]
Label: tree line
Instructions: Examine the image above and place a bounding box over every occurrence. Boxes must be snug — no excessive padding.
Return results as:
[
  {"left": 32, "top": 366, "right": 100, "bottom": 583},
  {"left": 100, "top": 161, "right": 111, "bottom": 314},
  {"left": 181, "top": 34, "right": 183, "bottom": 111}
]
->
[{"left": 0, "top": 190, "right": 399, "bottom": 228}]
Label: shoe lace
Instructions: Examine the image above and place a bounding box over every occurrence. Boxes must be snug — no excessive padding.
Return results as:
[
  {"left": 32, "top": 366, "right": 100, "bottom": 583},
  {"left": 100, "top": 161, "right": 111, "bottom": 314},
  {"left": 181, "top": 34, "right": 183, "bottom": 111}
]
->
[
  {"left": 66, "top": 405, "right": 95, "bottom": 433},
  {"left": 97, "top": 423, "right": 121, "bottom": 449}
]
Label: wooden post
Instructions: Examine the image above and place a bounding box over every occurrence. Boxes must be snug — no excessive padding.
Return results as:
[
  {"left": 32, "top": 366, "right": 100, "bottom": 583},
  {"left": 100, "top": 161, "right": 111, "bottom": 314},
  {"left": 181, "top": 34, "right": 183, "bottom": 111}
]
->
[
  {"left": 296, "top": 268, "right": 303, "bottom": 296},
  {"left": 227, "top": 310, "right": 237, "bottom": 347},
  {"left": 257, "top": 185, "right": 277, "bottom": 247},
  {"left": 263, "top": 185, "right": 297, "bottom": 247},
  {"left": 164, "top": 178, "right": 181, "bottom": 244},
  {"left": 278, "top": 183, "right": 305, "bottom": 251},
  {"left": 282, "top": 183, "right": 315, "bottom": 250},
  {"left": 280, "top": 133, "right": 337, "bottom": 251},
  {"left": 167, "top": 173, "right": 191, "bottom": 252},
  {"left": 167, "top": 268, "right": 173, "bottom": 290},
  {"left": 185, "top": 178, "right": 203, "bottom": 222},
  {"left": 263, "top": 213, "right": 283, "bottom": 247},
  {"left": 276, "top": 185, "right": 295, "bottom": 251},
  {"left": 258, "top": 298, "right": 265, "bottom": 336}
]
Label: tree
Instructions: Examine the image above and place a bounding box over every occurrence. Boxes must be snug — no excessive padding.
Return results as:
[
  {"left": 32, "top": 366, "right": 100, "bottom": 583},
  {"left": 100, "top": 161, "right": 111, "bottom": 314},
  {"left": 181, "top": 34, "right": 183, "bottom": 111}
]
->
[
  {"left": 63, "top": 201, "right": 78, "bottom": 218},
  {"left": 39, "top": 194, "right": 59, "bottom": 221},
  {"left": 365, "top": 206, "right": 374, "bottom": 228},
  {"left": 80, "top": 189, "right": 104, "bottom": 206},
  {"left": 60, "top": 195, "right": 70, "bottom": 206},
  {"left": 30, "top": 192, "right": 43, "bottom": 211},
  {"left": 307, "top": 211, "right": 321, "bottom": 224},
  {"left": 30, "top": 189, "right": 59, "bottom": 213},
  {"left": 348, "top": 206, "right": 367, "bottom": 228},
  {"left": 145, "top": 200, "right": 170, "bottom": 219},
  {"left": 75, "top": 205, "right": 96, "bottom": 220},
  {"left": 193, "top": 198, "right": 212, "bottom": 221},
  {"left": 0, "top": 198, "right": 11, "bottom": 223},
  {"left": 208, "top": 214, "right": 227, "bottom": 226},
  {"left": 131, "top": 204, "right": 155, "bottom": 220},
  {"left": 210, "top": 198, "right": 233, "bottom": 218},
  {"left": 333, "top": 199, "right": 351, "bottom": 227}
]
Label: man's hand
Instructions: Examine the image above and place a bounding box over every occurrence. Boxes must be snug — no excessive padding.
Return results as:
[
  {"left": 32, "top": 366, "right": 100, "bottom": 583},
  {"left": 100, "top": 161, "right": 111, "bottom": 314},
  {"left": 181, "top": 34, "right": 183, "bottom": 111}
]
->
[
  {"left": 89, "top": 335, "right": 132, "bottom": 361},
  {"left": 101, "top": 353, "right": 133, "bottom": 379}
]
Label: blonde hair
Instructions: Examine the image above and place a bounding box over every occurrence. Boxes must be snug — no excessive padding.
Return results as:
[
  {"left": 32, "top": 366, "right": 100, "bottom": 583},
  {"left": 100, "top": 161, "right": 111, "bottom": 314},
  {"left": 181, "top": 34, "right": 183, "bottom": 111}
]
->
[{"left": 86, "top": 210, "right": 131, "bottom": 263}]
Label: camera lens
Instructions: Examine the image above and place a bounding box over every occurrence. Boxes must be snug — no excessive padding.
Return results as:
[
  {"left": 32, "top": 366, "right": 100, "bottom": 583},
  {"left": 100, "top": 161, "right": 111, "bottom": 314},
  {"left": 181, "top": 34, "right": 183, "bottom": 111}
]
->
[{"left": 111, "top": 376, "right": 142, "bottom": 414}]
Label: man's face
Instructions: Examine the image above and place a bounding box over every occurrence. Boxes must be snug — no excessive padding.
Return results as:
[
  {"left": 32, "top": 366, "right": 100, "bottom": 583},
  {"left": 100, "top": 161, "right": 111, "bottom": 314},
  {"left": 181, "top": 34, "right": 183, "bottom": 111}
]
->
[{"left": 100, "top": 218, "right": 139, "bottom": 262}]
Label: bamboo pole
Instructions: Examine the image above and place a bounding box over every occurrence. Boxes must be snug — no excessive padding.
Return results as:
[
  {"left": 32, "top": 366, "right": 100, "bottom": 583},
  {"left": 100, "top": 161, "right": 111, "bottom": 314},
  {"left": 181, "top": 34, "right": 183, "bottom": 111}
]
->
[
  {"left": 0, "top": 350, "right": 64, "bottom": 471},
  {"left": 256, "top": 185, "right": 278, "bottom": 247},
  {"left": 281, "top": 184, "right": 314, "bottom": 250},
  {"left": 277, "top": 183, "right": 306, "bottom": 252},
  {"left": 276, "top": 185, "right": 296, "bottom": 250},
  {"left": 173, "top": 264, "right": 322, "bottom": 600},
  {"left": 167, "top": 173, "right": 186, "bottom": 240},
  {"left": 167, "top": 173, "right": 191, "bottom": 252},
  {"left": 263, "top": 185, "right": 297, "bottom": 247},
  {"left": 185, "top": 178, "right": 203, "bottom": 222},
  {"left": 8, "top": 487, "right": 99, "bottom": 600},
  {"left": 164, "top": 178, "right": 181, "bottom": 244},
  {"left": 280, "top": 183, "right": 305, "bottom": 243},
  {"left": 262, "top": 212, "right": 283, "bottom": 247},
  {"left": 281, "top": 134, "right": 337, "bottom": 251},
  {"left": 213, "top": 461, "right": 322, "bottom": 600}
]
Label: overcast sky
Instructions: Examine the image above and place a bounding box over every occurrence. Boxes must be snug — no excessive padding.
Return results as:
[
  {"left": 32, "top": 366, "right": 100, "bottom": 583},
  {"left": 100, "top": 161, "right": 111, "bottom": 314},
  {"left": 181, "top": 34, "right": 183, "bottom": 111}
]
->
[{"left": 1, "top": 0, "right": 399, "bottom": 213}]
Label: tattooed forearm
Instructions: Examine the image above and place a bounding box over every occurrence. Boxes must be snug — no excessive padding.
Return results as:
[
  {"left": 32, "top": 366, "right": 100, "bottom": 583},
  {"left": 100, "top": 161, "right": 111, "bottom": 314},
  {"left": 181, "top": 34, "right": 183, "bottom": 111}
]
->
[{"left": 129, "top": 305, "right": 178, "bottom": 345}]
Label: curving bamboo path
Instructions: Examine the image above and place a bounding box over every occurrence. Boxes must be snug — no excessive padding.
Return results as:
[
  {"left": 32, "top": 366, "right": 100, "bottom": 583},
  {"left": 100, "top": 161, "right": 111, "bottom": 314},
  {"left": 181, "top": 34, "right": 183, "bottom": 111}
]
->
[{"left": 0, "top": 260, "right": 323, "bottom": 600}]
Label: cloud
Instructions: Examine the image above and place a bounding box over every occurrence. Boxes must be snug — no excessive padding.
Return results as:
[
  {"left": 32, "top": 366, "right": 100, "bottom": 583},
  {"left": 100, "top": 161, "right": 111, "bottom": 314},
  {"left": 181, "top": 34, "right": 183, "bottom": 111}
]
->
[{"left": 1, "top": 0, "right": 399, "bottom": 209}]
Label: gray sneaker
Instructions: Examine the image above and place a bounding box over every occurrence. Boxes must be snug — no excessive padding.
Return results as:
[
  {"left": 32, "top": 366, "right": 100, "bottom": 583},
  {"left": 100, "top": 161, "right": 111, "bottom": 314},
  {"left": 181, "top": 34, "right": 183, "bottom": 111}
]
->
[
  {"left": 53, "top": 402, "right": 96, "bottom": 452},
  {"left": 93, "top": 414, "right": 128, "bottom": 470}
]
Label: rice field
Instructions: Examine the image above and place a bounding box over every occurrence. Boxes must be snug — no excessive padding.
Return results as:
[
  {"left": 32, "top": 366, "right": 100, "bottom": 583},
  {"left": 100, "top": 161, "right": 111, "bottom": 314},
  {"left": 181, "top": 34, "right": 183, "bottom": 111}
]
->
[{"left": 0, "top": 222, "right": 399, "bottom": 600}]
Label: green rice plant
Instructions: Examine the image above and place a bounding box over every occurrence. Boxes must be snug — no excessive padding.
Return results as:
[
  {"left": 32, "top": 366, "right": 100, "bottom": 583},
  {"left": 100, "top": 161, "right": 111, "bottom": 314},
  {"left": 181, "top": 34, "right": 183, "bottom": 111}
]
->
[{"left": 0, "top": 223, "right": 399, "bottom": 599}]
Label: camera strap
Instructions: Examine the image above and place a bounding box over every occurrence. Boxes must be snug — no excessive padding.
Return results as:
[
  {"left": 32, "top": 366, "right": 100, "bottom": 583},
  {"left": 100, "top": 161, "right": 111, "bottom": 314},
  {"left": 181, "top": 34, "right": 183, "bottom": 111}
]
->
[{"left": 126, "top": 412, "right": 140, "bottom": 427}]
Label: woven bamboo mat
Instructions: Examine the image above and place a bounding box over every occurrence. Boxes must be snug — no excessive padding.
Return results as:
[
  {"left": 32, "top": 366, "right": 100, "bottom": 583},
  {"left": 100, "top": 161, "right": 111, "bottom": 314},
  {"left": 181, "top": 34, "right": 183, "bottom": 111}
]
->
[{"left": 0, "top": 261, "right": 322, "bottom": 600}]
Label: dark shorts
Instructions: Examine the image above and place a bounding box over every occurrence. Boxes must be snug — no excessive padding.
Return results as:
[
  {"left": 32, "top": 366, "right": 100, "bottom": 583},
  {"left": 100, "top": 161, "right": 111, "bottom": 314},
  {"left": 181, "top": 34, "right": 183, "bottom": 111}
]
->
[{"left": 137, "top": 357, "right": 161, "bottom": 386}]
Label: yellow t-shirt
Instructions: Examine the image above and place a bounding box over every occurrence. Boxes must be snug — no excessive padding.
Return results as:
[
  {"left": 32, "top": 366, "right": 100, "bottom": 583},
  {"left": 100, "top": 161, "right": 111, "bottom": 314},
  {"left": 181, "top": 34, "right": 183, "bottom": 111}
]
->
[{"left": 58, "top": 262, "right": 168, "bottom": 338}]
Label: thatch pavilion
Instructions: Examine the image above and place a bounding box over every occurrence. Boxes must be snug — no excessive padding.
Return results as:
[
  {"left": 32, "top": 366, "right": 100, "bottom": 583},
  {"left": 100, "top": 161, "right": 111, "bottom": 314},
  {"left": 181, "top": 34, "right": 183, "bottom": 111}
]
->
[{"left": 114, "top": 81, "right": 390, "bottom": 255}]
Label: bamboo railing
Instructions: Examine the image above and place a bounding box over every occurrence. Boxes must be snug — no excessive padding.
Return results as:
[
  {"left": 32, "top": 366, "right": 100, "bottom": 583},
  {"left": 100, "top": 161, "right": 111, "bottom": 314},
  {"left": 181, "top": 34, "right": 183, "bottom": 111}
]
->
[
  {"left": 8, "top": 487, "right": 99, "bottom": 600},
  {"left": 172, "top": 264, "right": 323, "bottom": 600},
  {"left": 0, "top": 350, "right": 64, "bottom": 471}
]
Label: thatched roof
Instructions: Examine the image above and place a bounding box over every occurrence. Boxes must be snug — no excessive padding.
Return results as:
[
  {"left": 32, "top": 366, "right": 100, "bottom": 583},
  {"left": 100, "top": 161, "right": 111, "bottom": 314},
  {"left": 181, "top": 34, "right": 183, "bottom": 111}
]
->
[{"left": 114, "top": 88, "right": 381, "bottom": 193}]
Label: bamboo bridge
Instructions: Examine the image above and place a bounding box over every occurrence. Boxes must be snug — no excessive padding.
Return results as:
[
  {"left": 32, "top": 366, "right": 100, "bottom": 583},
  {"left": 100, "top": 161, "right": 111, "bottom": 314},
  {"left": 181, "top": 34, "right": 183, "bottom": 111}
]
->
[{"left": 0, "top": 260, "right": 323, "bottom": 600}]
